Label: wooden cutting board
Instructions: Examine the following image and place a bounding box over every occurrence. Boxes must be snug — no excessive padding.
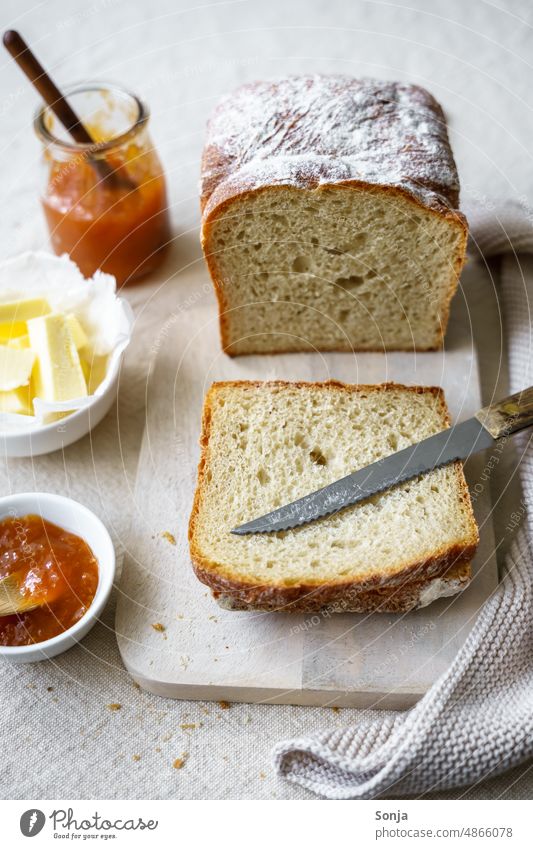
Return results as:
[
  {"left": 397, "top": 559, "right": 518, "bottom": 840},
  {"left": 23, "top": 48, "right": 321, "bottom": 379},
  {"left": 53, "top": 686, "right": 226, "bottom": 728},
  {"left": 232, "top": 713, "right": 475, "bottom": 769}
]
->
[{"left": 116, "top": 294, "right": 498, "bottom": 709}]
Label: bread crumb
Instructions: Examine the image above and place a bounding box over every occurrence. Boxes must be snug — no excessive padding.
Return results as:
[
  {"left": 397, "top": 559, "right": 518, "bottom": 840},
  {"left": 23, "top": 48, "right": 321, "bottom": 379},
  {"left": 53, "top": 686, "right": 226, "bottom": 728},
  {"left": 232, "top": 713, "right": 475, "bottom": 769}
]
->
[
  {"left": 47, "top": 686, "right": 54, "bottom": 692},
  {"left": 107, "top": 703, "right": 122, "bottom": 711},
  {"left": 173, "top": 753, "right": 188, "bottom": 769},
  {"left": 151, "top": 622, "right": 166, "bottom": 632},
  {"left": 133, "top": 754, "right": 141, "bottom": 761},
  {"left": 218, "top": 700, "right": 231, "bottom": 710},
  {"left": 259, "top": 771, "right": 266, "bottom": 779},
  {"left": 132, "top": 681, "right": 141, "bottom": 690},
  {"left": 161, "top": 531, "right": 176, "bottom": 545},
  {"left": 180, "top": 723, "right": 197, "bottom": 730},
  {"left": 331, "top": 706, "right": 340, "bottom": 713}
]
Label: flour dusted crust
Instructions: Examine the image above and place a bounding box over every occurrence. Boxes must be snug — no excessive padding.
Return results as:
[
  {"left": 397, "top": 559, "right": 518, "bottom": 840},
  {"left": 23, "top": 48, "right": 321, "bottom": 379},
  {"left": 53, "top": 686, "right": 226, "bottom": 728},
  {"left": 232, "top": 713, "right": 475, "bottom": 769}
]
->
[
  {"left": 201, "top": 75, "right": 463, "bottom": 218},
  {"left": 188, "top": 381, "right": 479, "bottom": 612}
]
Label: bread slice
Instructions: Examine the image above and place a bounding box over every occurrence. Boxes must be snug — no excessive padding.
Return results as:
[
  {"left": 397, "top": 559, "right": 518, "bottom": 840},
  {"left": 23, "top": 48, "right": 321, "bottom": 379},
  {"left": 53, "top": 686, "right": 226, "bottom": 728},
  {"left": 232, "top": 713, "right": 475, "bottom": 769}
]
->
[
  {"left": 201, "top": 76, "right": 468, "bottom": 355},
  {"left": 189, "top": 381, "right": 479, "bottom": 612}
]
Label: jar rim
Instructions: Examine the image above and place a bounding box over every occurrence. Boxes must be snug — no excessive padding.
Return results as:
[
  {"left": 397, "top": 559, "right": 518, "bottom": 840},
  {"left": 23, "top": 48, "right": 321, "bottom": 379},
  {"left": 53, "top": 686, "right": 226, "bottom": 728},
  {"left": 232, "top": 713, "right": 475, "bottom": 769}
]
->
[{"left": 34, "top": 81, "right": 149, "bottom": 156}]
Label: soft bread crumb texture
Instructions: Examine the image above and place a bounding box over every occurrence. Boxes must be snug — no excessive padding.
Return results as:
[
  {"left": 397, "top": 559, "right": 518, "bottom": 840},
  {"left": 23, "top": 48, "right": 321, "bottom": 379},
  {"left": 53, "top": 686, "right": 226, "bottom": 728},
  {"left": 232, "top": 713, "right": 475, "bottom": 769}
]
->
[
  {"left": 206, "top": 186, "right": 465, "bottom": 354},
  {"left": 188, "top": 382, "right": 479, "bottom": 606}
]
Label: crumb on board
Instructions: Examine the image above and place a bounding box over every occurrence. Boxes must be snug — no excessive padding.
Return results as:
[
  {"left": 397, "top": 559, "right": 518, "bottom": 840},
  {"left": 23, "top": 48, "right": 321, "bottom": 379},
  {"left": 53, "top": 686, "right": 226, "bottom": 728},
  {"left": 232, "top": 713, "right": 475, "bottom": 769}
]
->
[
  {"left": 151, "top": 622, "right": 166, "bottom": 632},
  {"left": 133, "top": 754, "right": 141, "bottom": 762},
  {"left": 218, "top": 700, "right": 231, "bottom": 710},
  {"left": 107, "top": 703, "right": 122, "bottom": 711},
  {"left": 173, "top": 753, "right": 188, "bottom": 769},
  {"left": 161, "top": 531, "right": 176, "bottom": 545}
]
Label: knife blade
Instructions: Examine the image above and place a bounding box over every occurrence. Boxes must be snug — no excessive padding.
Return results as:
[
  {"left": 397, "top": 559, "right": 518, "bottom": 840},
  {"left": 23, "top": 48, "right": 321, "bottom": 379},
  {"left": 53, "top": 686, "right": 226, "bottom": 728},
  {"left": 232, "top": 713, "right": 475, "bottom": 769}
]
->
[
  {"left": 232, "top": 386, "right": 533, "bottom": 535},
  {"left": 231, "top": 417, "right": 495, "bottom": 535}
]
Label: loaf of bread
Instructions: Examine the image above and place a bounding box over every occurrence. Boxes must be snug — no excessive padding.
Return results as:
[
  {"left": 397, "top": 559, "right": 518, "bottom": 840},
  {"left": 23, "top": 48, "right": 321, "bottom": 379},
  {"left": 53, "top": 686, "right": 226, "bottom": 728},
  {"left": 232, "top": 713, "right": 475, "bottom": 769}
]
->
[
  {"left": 201, "top": 75, "right": 467, "bottom": 355},
  {"left": 188, "top": 381, "right": 479, "bottom": 612}
]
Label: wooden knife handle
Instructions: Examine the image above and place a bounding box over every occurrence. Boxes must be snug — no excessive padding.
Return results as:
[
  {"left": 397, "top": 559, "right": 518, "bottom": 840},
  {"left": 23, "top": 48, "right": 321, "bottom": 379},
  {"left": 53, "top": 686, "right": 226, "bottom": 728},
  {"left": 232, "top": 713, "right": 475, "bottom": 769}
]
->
[{"left": 476, "top": 386, "right": 533, "bottom": 438}]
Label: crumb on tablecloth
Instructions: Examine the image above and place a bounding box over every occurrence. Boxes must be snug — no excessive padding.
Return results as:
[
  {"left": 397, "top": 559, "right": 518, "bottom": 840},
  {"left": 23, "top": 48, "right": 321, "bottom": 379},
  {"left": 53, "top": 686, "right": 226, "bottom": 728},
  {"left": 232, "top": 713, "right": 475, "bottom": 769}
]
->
[
  {"left": 218, "top": 700, "right": 231, "bottom": 710},
  {"left": 161, "top": 531, "right": 176, "bottom": 545},
  {"left": 133, "top": 754, "right": 141, "bottom": 762},
  {"left": 173, "top": 753, "right": 188, "bottom": 769},
  {"left": 107, "top": 703, "right": 122, "bottom": 711}
]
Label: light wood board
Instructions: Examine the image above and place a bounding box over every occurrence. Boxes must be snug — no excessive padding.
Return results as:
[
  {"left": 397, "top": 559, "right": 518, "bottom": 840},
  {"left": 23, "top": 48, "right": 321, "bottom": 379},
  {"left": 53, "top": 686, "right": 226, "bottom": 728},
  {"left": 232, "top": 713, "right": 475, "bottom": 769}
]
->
[{"left": 116, "top": 298, "right": 498, "bottom": 709}]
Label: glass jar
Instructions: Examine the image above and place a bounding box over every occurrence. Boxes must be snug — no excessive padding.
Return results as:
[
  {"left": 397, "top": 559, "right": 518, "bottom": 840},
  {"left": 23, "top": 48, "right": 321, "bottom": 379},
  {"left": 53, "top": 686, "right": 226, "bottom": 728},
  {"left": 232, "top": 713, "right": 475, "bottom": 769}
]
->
[{"left": 35, "top": 82, "right": 171, "bottom": 286}]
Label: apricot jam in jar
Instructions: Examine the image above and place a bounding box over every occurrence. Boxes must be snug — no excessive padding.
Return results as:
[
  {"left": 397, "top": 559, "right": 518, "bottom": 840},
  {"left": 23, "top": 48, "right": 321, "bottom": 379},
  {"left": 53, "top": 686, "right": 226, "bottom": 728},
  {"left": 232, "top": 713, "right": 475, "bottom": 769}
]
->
[{"left": 35, "top": 83, "right": 171, "bottom": 286}]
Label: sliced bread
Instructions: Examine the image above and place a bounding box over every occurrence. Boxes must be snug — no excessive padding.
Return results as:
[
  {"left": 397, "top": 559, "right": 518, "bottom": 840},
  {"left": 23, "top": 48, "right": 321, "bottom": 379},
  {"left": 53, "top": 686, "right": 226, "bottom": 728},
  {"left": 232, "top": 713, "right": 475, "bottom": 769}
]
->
[
  {"left": 188, "top": 381, "right": 479, "bottom": 612},
  {"left": 201, "top": 76, "right": 468, "bottom": 355}
]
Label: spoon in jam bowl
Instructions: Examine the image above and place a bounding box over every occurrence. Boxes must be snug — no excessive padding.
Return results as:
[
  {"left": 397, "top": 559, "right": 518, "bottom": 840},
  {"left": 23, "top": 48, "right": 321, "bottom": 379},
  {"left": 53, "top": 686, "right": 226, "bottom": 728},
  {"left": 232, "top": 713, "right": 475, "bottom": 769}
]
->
[
  {"left": 0, "top": 567, "right": 63, "bottom": 617},
  {"left": 0, "top": 493, "right": 115, "bottom": 662}
]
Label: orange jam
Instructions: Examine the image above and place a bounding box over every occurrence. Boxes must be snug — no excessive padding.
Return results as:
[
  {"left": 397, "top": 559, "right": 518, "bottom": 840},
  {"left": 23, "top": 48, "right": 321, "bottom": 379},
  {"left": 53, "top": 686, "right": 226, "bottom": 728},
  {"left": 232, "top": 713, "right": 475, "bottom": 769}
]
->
[
  {"left": 42, "top": 146, "right": 170, "bottom": 286},
  {"left": 0, "top": 514, "right": 99, "bottom": 646}
]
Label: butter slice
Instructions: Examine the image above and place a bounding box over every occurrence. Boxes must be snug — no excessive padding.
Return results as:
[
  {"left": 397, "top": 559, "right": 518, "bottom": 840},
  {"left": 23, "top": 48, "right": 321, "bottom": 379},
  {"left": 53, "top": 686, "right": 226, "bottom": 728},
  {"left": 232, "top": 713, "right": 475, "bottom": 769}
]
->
[
  {"left": 7, "top": 334, "right": 30, "bottom": 349},
  {"left": 0, "top": 345, "right": 35, "bottom": 391},
  {"left": 0, "top": 297, "right": 50, "bottom": 324},
  {"left": 27, "top": 314, "right": 87, "bottom": 404},
  {"left": 66, "top": 314, "right": 88, "bottom": 350},
  {"left": 0, "top": 385, "right": 33, "bottom": 416}
]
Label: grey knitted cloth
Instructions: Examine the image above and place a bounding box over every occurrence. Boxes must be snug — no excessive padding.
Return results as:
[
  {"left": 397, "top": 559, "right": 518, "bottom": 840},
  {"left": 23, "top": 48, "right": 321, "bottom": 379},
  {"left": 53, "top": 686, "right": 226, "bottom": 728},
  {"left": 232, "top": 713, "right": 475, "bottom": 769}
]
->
[{"left": 273, "top": 201, "right": 533, "bottom": 799}]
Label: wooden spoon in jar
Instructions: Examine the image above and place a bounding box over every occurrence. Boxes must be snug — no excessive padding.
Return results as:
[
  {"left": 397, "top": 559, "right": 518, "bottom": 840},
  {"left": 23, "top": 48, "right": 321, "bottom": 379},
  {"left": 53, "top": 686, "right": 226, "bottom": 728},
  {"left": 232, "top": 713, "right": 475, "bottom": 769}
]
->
[
  {"left": 0, "top": 570, "right": 58, "bottom": 617},
  {"left": 3, "top": 29, "right": 135, "bottom": 190}
]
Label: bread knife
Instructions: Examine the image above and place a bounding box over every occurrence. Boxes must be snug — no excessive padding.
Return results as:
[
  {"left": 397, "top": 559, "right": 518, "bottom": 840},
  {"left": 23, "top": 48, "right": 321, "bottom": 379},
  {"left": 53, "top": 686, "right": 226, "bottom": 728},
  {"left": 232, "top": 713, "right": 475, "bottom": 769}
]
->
[{"left": 231, "top": 386, "right": 533, "bottom": 535}]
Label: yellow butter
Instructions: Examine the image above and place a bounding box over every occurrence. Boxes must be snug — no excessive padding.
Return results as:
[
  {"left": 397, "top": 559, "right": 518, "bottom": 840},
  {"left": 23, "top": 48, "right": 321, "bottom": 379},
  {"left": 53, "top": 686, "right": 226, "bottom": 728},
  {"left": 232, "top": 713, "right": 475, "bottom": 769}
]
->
[
  {"left": 27, "top": 314, "right": 87, "bottom": 405},
  {"left": 0, "top": 298, "right": 50, "bottom": 324},
  {"left": 0, "top": 385, "right": 33, "bottom": 416},
  {"left": 66, "top": 314, "right": 88, "bottom": 350},
  {"left": 79, "top": 353, "right": 108, "bottom": 394},
  {"left": 0, "top": 321, "right": 27, "bottom": 343},
  {"left": 0, "top": 345, "right": 35, "bottom": 391}
]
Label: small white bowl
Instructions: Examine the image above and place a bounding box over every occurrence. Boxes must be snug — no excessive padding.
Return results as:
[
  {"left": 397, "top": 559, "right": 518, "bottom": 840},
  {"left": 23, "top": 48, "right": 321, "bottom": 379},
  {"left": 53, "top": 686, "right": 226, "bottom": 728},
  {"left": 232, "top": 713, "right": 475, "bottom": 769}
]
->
[{"left": 0, "top": 492, "right": 115, "bottom": 663}]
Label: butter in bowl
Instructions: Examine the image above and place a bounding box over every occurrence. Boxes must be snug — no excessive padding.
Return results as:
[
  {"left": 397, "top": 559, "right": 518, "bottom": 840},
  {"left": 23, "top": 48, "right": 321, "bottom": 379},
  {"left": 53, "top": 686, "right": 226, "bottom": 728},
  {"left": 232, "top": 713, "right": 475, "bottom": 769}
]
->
[{"left": 0, "top": 251, "right": 134, "bottom": 456}]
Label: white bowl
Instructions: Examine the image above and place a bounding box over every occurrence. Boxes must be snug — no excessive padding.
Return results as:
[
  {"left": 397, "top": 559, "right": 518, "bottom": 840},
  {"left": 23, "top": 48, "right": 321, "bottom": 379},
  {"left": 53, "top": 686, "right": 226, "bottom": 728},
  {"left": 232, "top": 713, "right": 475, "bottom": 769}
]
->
[
  {"left": 0, "top": 250, "right": 134, "bottom": 458},
  {"left": 1, "top": 367, "right": 120, "bottom": 458},
  {"left": 0, "top": 492, "right": 115, "bottom": 663}
]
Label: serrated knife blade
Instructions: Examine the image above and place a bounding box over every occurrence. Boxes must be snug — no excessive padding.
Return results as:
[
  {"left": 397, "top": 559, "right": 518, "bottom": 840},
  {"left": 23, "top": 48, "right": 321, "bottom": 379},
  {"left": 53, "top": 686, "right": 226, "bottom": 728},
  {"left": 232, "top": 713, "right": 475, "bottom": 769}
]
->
[{"left": 231, "top": 417, "right": 496, "bottom": 535}]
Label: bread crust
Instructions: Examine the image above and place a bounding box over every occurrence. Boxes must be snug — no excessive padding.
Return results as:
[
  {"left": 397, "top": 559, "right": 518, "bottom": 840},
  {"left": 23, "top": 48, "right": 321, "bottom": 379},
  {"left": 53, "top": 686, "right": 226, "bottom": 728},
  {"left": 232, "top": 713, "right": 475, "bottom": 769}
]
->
[
  {"left": 213, "top": 560, "right": 471, "bottom": 614},
  {"left": 200, "top": 76, "right": 469, "bottom": 355},
  {"left": 188, "top": 381, "right": 479, "bottom": 611}
]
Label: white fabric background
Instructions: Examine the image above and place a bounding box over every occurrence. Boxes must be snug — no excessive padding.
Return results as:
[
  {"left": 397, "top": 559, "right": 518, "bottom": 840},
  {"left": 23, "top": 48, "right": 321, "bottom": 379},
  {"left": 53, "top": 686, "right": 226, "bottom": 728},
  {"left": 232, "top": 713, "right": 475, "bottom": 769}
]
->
[{"left": 0, "top": 0, "right": 532, "bottom": 799}]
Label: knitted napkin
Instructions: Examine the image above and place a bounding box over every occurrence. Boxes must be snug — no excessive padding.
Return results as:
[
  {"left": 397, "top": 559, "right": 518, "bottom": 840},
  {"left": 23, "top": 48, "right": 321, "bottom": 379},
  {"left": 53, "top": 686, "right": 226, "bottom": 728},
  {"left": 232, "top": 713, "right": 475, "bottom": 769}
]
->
[{"left": 273, "top": 201, "right": 533, "bottom": 799}]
